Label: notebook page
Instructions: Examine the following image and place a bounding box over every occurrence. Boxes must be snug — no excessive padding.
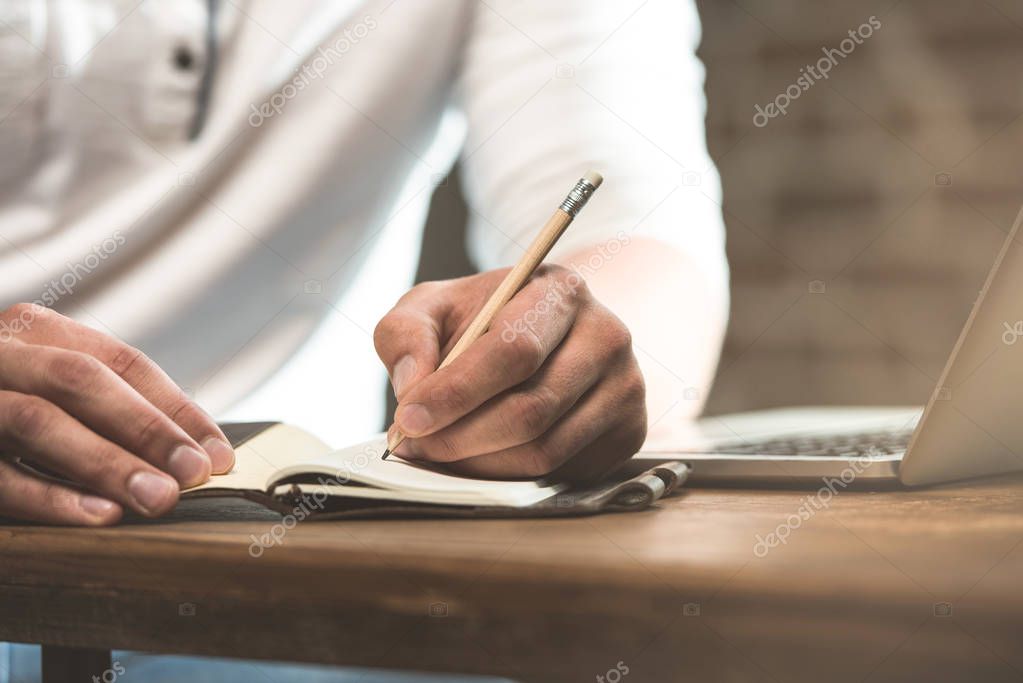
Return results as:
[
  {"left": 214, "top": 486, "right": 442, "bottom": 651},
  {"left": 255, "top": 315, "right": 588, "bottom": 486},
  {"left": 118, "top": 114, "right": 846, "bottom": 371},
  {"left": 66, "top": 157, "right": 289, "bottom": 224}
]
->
[
  {"left": 185, "top": 424, "right": 333, "bottom": 493},
  {"left": 272, "top": 481, "right": 560, "bottom": 507},
  {"left": 272, "top": 435, "right": 565, "bottom": 507}
]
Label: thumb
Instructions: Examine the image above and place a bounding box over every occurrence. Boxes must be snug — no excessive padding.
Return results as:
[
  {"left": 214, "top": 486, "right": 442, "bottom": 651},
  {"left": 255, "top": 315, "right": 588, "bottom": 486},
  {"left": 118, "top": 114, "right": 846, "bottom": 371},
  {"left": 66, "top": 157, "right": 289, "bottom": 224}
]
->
[{"left": 373, "top": 285, "right": 446, "bottom": 400}]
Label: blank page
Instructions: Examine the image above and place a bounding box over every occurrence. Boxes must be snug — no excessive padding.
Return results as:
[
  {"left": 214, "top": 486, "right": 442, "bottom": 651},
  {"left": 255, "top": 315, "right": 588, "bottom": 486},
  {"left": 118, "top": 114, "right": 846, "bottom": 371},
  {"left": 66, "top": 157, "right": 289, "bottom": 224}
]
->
[{"left": 272, "top": 436, "right": 565, "bottom": 507}]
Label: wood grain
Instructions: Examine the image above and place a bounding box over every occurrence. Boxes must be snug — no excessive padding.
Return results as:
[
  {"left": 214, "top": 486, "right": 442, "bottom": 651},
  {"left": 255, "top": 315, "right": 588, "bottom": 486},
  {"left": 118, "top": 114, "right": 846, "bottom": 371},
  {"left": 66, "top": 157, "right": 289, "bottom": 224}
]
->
[{"left": 3, "top": 476, "right": 1023, "bottom": 682}]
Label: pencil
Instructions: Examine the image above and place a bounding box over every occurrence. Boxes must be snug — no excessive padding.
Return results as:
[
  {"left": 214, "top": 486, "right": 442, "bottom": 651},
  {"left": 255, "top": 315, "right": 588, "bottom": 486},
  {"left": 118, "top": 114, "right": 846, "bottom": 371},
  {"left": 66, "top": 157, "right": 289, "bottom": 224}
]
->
[{"left": 382, "top": 170, "right": 604, "bottom": 460}]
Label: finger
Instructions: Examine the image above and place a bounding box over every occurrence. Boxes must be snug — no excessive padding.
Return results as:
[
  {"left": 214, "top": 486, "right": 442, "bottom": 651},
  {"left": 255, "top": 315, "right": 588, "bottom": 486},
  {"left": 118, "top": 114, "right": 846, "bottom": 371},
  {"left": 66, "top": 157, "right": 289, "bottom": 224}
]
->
[
  {"left": 0, "top": 391, "right": 180, "bottom": 516},
  {"left": 95, "top": 344, "right": 234, "bottom": 473},
  {"left": 393, "top": 271, "right": 584, "bottom": 438},
  {"left": 442, "top": 368, "right": 647, "bottom": 482},
  {"left": 0, "top": 343, "right": 212, "bottom": 486},
  {"left": 374, "top": 282, "right": 450, "bottom": 399},
  {"left": 393, "top": 324, "right": 607, "bottom": 461},
  {"left": 0, "top": 459, "right": 122, "bottom": 526},
  {"left": 6, "top": 306, "right": 234, "bottom": 473}
]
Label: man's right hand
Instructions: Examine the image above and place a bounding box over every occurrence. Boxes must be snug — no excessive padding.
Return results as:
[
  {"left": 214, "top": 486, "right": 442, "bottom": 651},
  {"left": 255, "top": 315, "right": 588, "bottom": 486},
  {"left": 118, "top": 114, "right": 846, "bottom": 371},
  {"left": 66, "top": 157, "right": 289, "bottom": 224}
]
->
[{"left": 0, "top": 303, "right": 235, "bottom": 526}]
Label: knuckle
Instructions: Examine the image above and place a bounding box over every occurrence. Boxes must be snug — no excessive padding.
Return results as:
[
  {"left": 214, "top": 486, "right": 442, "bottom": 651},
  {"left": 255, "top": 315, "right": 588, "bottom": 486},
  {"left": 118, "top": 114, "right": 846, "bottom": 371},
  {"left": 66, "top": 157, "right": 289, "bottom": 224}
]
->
[
  {"left": 135, "top": 411, "right": 170, "bottom": 453},
  {"left": 408, "top": 280, "right": 444, "bottom": 298},
  {"left": 535, "top": 263, "right": 569, "bottom": 281},
  {"left": 424, "top": 431, "right": 461, "bottom": 462},
  {"left": 510, "top": 388, "right": 557, "bottom": 440},
  {"left": 373, "top": 312, "right": 424, "bottom": 358},
  {"left": 42, "top": 482, "right": 70, "bottom": 509},
  {"left": 507, "top": 329, "right": 545, "bottom": 376},
  {"left": 166, "top": 395, "right": 198, "bottom": 425},
  {"left": 47, "top": 351, "right": 105, "bottom": 394},
  {"left": 390, "top": 281, "right": 443, "bottom": 313},
  {"left": 2, "top": 303, "right": 22, "bottom": 323},
  {"left": 616, "top": 375, "right": 648, "bottom": 455},
  {"left": 0, "top": 303, "right": 47, "bottom": 340},
  {"left": 372, "top": 316, "right": 398, "bottom": 354},
  {"left": 566, "top": 276, "right": 589, "bottom": 303},
  {"left": 438, "top": 372, "right": 474, "bottom": 410},
  {"left": 605, "top": 320, "right": 634, "bottom": 355},
  {"left": 622, "top": 370, "right": 646, "bottom": 404},
  {"left": 5, "top": 302, "right": 45, "bottom": 321},
  {"left": 620, "top": 419, "right": 648, "bottom": 458},
  {"left": 4, "top": 303, "right": 28, "bottom": 319},
  {"left": 538, "top": 264, "right": 587, "bottom": 300},
  {"left": 519, "top": 443, "right": 557, "bottom": 478},
  {"left": 106, "top": 344, "right": 149, "bottom": 379},
  {"left": 78, "top": 447, "right": 122, "bottom": 485},
  {"left": 5, "top": 395, "right": 53, "bottom": 441}
]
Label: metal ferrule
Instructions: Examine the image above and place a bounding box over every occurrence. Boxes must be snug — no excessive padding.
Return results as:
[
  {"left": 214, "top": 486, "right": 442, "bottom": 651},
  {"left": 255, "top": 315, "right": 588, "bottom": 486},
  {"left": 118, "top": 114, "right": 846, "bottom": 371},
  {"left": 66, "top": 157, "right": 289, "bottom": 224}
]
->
[{"left": 559, "top": 177, "right": 598, "bottom": 217}]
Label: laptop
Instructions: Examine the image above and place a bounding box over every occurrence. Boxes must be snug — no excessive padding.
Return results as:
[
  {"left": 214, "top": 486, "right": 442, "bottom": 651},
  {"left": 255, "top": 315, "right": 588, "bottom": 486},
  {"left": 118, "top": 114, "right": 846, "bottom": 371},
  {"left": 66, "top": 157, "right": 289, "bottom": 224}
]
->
[{"left": 637, "top": 205, "right": 1023, "bottom": 487}]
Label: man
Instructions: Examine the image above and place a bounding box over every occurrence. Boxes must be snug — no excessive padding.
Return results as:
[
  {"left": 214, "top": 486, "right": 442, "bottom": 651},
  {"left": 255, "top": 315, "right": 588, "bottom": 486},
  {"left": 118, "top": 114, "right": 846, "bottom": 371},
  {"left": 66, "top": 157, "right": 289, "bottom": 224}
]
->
[{"left": 0, "top": 0, "right": 727, "bottom": 526}]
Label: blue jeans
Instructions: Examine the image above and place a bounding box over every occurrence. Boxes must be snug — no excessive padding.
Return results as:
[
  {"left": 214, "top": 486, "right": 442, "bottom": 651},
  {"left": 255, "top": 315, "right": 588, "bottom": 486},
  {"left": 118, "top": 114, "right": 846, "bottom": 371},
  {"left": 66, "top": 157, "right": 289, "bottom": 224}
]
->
[{"left": 1, "top": 644, "right": 514, "bottom": 683}]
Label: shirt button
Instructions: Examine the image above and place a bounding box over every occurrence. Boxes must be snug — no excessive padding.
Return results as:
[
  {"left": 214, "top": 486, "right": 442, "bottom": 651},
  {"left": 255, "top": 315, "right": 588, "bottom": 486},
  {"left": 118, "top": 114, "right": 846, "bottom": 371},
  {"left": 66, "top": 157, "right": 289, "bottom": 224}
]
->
[{"left": 173, "top": 46, "right": 196, "bottom": 71}]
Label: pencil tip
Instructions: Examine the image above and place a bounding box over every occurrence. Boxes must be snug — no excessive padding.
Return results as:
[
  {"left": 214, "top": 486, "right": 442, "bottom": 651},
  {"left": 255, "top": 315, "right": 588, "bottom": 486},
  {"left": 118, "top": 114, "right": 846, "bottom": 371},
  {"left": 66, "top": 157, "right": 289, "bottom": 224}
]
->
[{"left": 381, "top": 449, "right": 391, "bottom": 461}]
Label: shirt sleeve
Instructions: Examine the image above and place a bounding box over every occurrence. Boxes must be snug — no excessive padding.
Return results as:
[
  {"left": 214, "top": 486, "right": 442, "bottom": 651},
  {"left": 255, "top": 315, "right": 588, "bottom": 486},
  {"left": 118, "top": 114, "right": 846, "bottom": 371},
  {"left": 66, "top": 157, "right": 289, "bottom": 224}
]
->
[{"left": 456, "top": 0, "right": 728, "bottom": 287}]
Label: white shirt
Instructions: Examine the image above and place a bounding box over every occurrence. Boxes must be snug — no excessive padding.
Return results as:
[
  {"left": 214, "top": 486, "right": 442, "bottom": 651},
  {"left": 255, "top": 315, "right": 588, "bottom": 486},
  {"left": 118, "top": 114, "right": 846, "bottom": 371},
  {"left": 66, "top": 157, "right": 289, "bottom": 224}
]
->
[{"left": 0, "top": 0, "right": 726, "bottom": 444}]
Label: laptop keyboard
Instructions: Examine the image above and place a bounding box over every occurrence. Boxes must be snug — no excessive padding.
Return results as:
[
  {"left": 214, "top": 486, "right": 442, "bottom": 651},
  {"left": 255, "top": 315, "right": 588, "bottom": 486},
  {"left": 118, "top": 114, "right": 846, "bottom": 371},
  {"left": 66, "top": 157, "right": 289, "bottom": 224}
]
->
[{"left": 692, "top": 428, "right": 915, "bottom": 458}]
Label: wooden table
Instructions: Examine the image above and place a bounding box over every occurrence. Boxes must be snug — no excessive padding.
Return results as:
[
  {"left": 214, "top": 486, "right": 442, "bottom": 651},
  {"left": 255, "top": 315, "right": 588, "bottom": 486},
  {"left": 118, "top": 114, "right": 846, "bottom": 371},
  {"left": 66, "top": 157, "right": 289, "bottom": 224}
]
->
[{"left": 2, "top": 474, "right": 1023, "bottom": 683}]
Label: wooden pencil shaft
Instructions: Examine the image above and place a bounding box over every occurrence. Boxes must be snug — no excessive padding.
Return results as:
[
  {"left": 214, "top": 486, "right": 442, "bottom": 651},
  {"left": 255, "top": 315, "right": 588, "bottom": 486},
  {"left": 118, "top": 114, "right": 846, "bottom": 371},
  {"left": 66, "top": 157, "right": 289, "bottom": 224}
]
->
[{"left": 439, "top": 208, "right": 573, "bottom": 366}]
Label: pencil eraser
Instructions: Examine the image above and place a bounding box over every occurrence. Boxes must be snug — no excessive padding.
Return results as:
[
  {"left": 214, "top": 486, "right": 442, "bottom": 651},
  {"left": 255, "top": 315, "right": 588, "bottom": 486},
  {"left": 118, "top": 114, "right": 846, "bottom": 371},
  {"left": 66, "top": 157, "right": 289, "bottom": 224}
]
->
[{"left": 583, "top": 171, "right": 603, "bottom": 189}]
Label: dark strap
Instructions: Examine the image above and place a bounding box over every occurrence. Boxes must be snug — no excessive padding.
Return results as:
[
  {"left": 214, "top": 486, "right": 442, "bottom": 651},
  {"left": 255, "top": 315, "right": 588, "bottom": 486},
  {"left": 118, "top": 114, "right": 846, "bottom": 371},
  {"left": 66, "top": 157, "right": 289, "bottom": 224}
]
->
[{"left": 218, "top": 422, "right": 280, "bottom": 449}]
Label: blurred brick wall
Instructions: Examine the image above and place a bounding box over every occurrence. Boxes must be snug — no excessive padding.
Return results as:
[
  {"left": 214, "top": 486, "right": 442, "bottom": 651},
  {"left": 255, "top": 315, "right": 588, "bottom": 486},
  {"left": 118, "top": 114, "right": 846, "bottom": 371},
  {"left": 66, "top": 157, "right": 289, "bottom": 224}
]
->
[{"left": 697, "top": 0, "right": 1023, "bottom": 414}]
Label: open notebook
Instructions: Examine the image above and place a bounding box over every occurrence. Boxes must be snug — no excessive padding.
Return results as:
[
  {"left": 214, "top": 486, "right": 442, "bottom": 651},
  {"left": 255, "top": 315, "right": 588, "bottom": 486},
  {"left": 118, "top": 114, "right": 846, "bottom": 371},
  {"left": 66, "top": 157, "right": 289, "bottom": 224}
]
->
[{"left": 181, "top": 422, "right": 689, "bottom": 519}]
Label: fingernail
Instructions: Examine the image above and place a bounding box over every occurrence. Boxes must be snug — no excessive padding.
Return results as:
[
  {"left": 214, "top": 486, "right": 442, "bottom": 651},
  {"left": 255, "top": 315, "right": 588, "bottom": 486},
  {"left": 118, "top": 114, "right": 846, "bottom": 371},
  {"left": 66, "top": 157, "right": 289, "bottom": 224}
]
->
[
  {"left": 201, "top": 437, "right": 236, "bottom": 474},
  {"left": 79, "top": 495, "right": 119, "bottom": 520},
  {"left": 128, "top": 471, "right": 178, "bottom": 514},
  {"left": 392, "top": 355, "right": 417, "bottom": 397},
  {"left": 396, "top": 403, "right": 433, "bottom": 436},
  {"left": 386, "top": 425, "right": 401, "bottom": 451},
  {"left": 166, "top": 445, "right": 212, "bottom": 486}
]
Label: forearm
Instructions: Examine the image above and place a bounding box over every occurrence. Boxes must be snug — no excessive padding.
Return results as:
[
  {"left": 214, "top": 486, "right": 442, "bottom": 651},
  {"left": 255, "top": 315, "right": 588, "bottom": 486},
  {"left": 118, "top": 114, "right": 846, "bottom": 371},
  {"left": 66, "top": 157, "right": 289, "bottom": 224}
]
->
[{"left": 558, "top": 237, "right": 729, "bottom": 441}]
